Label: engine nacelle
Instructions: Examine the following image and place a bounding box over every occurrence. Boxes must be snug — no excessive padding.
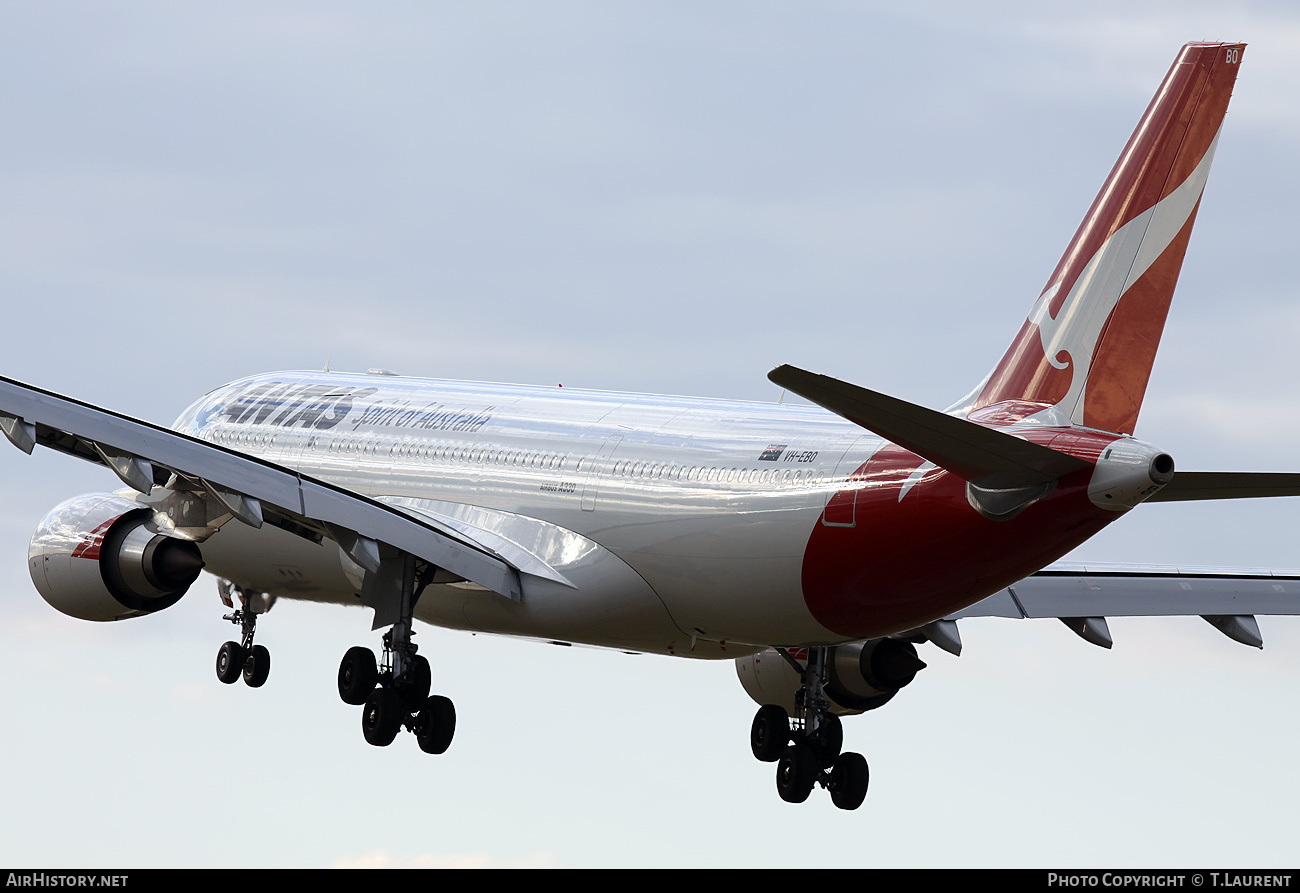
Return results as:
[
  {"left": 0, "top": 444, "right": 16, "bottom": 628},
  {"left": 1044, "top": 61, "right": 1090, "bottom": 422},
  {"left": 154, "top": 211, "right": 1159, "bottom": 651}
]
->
[
  {"left": 735, "top": 639, "right": 927, "bottom": 716},
  {"left": 29, "top": 493, "right": 205, "bottom": 621}
]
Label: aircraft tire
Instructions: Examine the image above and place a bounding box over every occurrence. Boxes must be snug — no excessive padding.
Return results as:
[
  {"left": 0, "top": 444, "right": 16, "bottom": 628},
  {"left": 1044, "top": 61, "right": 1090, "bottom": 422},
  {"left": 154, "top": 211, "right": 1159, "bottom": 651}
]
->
[
  {"left": 415, "top": 695, "right": 456, "bottom": 755},
  {"left": 396, "top": 655, "right": 431, "bottom": 708},
  {"left": 243, "top": 644, "right": 270, "bottom": 688},
  {"left": 216, "top": 641, "right": 244, "bottom": 685},
  {"left": 776, "top": 744, "right": 817, "bottom": 804},
  {"left": 362, "top": 687, "right": 403, "bottom": 747},
  {"left": 814, "top": 713, "right": 843, "bottom": 768},
  {"left": 750, "top": 705, "right": 789, "bottom": 762},
  {"left": 829, "top": 751, "right": 869, "bottom": 811},
  {"left": 338, "top": 646, "right": 377, "bottom": 705}
]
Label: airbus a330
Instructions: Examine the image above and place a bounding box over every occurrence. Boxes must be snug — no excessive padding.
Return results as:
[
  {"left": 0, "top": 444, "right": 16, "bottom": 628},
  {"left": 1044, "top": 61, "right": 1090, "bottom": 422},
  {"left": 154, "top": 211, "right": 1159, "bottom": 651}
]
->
[{"left": 13, "top": 41, "right": 1296, "bottom": 810}]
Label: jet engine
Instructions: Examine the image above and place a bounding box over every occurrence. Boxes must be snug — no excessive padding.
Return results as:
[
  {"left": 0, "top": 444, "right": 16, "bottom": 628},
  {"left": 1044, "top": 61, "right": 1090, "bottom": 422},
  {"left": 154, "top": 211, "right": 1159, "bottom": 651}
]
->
[
  {"left": 735, "top": 639, "right": 926, "bottom": 715},
  {"left": 29, "top": 493, "right": 205, "bottom": 621}
]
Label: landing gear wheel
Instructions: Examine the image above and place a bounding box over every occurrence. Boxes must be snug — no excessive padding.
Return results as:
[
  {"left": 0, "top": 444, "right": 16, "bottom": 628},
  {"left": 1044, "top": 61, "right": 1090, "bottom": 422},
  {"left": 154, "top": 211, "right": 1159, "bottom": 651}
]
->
[
  {"left": 415, "top": 695, "right": 456, "bottom": 754},
  {"left": 362, "top": 687, "right": 403, "bottom": 747},
  {"left": 243, "top": 644, "right": 270, "bottom": 688},
  {"left": 751, "top": 705, "right": 789, "bottom": 762},
  {"left": 776, "top": 744, "right": 818, "bottom": 804},
  {"left": 338, "top": 646, "right": 378, "bottom": 705},
  {"left": 812, "top": 713, "right": 843, "bottom": 768},
  {"left": 394, "top": 654, "right": 431, "bottom": 707},
  {"left": 829, "top": 751, "right": 869, "bottom": 811},
  {"left": 216, "top": 641, "right": 244, "bottom": 685},
  {"left": 217, "top": 583, "right": 273, "bottom": 690},
  {"left": 347, "top": 555, "right": 443, "bottom": 749}
]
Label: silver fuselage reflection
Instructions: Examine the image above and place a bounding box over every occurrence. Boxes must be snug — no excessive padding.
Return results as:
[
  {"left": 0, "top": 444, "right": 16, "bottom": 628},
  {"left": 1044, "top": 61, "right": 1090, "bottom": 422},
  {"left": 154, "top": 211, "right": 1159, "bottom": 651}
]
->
[{"left": 173, "top": 371, "right": 883, "bottom": 656}]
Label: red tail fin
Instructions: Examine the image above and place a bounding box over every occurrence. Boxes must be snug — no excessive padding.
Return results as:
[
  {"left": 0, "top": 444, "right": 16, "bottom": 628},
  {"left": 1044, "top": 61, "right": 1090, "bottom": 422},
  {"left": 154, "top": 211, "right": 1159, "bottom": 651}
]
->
[{"left": 971, "top": 42, "right": 1244, "bottom": 434}]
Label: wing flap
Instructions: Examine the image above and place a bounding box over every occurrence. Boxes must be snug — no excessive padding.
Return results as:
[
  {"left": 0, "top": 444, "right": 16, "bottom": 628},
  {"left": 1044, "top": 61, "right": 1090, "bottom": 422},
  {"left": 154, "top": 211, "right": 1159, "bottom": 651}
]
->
[
  {"left": 938, "top": 562, "right": 1300, "bottom": 651},
  {"left": 383, "top": 500, "right": 576, "bottom": 589},
  {"left": 950, "top": 562, "right": 1300, "bottom": 620},
  {"left": 946, "top": 561, "right": 1300, "bottom": 626}
]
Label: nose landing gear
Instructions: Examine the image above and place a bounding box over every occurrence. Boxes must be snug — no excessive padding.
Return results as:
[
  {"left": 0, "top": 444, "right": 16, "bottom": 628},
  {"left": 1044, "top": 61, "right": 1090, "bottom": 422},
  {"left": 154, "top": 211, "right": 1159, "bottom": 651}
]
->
[{"left": 214, "top": 580, "right": 272, "bottom": 688}]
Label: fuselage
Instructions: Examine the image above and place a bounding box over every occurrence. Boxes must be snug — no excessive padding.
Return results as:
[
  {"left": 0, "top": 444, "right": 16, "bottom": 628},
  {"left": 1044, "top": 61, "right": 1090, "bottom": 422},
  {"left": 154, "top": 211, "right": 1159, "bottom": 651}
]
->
[{"left": 171, "top": 371, "right": 1129, "bottom": 656}]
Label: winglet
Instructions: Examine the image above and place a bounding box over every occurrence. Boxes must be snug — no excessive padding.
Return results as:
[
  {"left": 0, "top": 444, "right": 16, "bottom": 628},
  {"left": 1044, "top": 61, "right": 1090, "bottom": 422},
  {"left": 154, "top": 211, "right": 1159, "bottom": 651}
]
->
[{"left": 769, "top": 364, "right": 1090, "bottom": 487}]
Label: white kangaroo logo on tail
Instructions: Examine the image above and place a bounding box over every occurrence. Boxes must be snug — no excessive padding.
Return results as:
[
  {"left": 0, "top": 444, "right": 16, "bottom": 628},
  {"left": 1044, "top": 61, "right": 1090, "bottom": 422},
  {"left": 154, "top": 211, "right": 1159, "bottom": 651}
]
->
[{"left": 1027, "top": 128, "right": 1222, "bottom": 425}]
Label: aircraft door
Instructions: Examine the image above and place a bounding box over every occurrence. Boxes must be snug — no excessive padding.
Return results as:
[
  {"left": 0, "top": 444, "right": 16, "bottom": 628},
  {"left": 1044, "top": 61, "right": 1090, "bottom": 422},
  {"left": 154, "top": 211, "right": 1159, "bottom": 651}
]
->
[
  {"left": 821, "top": 435, "right": 866, "bottom": 527},
  {"left": 581, "top": 434, "right": 623, "bottom": 511}
]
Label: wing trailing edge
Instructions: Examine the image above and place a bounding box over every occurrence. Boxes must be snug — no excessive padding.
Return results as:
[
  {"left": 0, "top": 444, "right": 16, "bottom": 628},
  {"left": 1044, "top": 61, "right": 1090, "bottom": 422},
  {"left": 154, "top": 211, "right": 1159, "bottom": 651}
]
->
[{"left": 942, "top": 562, "right": 1300, "bottom": 650}]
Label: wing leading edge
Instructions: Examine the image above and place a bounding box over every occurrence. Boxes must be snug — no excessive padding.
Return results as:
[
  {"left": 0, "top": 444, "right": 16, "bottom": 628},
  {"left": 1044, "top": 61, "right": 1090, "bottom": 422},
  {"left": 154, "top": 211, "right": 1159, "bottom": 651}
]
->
[{"left": 0, "top": 374, "right": 538, "bottom": 618}]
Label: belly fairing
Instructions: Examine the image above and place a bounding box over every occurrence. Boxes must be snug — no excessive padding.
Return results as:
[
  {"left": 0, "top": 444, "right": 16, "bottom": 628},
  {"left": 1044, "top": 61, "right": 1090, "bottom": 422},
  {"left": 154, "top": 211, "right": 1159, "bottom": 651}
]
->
[{"left": 384, "top": 497, "right": 738, "bottom": 658}]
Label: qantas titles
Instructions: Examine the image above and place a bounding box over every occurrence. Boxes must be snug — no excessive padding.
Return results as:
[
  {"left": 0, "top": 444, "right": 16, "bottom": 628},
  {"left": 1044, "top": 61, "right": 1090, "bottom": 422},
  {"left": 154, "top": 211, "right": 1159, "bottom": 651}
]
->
[{"left": 219, "top": 380, "right": 495, "bottom": 434}]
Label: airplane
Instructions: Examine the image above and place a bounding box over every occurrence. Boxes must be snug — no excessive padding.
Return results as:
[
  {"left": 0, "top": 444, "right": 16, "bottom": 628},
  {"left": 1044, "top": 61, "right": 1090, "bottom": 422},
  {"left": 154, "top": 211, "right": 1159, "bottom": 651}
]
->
[{"left": 8, "top": 40, "right": 1298, "bottom": 811}]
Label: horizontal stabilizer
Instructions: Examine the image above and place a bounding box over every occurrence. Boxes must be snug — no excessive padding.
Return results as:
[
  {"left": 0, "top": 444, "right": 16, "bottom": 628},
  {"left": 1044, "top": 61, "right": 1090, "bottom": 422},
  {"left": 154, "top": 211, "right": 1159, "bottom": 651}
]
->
[
  {"left": 1146, "top": 471, "right": 1300, "bottom": 502},
  {"left": 768, "top": 365, "right": 1089, "bottom": 485}
]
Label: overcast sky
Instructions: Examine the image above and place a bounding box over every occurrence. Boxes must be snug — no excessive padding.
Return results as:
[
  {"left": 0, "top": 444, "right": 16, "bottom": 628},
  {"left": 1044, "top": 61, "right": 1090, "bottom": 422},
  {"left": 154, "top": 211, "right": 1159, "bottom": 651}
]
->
[{"left": 2, "top": 1, "right": 1300, "bottom": 868}]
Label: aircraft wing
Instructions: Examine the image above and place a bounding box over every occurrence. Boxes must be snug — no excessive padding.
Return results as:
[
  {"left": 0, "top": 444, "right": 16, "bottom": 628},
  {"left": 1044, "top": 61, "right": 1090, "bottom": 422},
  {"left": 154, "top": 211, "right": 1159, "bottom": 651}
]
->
[
  {"left": 943, "top": 562, "right": 1300, "bottom": 650},
  {"left": 0, "top": 374, "right": 525, "bottom": 609},
  {"left": 379, "top": 499, "right": 576, "bottom": 589}
]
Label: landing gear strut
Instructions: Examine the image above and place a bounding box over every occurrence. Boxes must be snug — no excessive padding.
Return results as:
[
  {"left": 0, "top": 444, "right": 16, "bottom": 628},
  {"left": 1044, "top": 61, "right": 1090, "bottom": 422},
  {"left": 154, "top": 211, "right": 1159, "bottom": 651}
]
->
[
  {"left": 338, "top": 556, "right": 456, "bottom": 754},
  {"left": 214, "top": 580, "right": 272, "bottom": 688},
  {"left": 750, "top": 646, "right": 870, "bottom": 810}
]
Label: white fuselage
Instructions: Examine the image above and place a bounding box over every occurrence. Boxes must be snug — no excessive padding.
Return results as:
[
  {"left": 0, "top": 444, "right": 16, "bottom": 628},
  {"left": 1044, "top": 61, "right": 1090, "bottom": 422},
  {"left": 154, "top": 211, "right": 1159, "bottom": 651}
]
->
[{"left": 173, "top": 371, "right": 887, "bottom": 657}]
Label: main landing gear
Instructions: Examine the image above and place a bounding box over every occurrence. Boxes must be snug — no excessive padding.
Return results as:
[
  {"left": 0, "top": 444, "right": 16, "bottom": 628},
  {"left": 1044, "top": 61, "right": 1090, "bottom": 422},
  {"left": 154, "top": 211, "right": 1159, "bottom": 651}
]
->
[
  {"left": 214, "top": 580, "right": 272, "bottom": 688},
  {"left": 750, "top": 646, "right": 870, "bottom": 810},
  {"left": 337, "top": 630, "right": 457, "bottom": 753},
  {"left": 337, "top": 557, "right": 456, "bottom": 753}
]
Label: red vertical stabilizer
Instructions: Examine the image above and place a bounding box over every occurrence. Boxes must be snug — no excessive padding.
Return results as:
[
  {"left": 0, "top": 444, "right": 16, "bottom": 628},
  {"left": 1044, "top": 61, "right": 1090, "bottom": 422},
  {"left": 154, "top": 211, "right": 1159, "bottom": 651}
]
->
[{"left": 972, "top": 42, "right": 1244, "bottom": 435}]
